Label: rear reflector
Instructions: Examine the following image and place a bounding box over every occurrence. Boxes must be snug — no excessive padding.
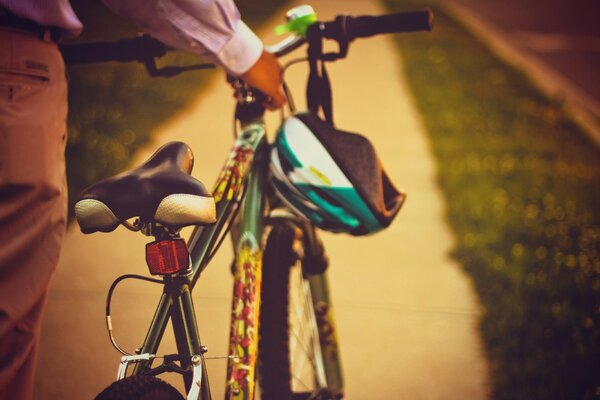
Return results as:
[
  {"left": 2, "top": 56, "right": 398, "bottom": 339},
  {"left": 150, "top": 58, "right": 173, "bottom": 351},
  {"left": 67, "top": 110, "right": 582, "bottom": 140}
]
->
[{"left": 146, "top": 238, "right": 190, "bottom": 275}]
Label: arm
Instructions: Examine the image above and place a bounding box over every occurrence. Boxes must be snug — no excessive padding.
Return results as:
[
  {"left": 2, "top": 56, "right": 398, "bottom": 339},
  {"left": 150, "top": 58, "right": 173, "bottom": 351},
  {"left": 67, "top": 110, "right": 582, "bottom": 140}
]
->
[{"left": 101, "top": 0, "right": 285, "bottom": 108}]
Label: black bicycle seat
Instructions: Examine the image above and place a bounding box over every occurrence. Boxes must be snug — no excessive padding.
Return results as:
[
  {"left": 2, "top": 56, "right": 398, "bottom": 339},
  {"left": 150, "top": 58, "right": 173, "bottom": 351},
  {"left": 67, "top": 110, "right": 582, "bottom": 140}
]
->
[{"left": 74, "top": 141, "right": 216, "bottom": 234}]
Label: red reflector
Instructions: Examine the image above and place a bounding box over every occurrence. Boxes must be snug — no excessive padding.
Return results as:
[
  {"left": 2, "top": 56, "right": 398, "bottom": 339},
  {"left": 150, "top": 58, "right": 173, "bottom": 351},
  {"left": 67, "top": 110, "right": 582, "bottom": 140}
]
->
[{"left": 146, "top": 238, "right": 190, "bottom": 275}]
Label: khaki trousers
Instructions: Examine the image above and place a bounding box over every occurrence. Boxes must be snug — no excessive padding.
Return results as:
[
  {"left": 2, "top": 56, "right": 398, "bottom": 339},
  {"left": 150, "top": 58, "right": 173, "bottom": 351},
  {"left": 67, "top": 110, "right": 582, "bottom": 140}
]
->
[{"left": 0, "top": 28, "right": 67, "bottom": 400}]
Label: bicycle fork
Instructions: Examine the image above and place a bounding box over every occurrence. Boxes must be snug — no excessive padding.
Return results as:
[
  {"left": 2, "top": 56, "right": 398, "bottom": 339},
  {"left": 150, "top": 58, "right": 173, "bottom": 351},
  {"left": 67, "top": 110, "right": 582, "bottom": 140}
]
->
[{"left": 270, "top": 212, "right": 345, "bottom": 399}]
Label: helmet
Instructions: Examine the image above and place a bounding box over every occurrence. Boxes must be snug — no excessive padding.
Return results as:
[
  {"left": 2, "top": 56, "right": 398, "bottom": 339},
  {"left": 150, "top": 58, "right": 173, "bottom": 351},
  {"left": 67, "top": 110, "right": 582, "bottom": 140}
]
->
[{"left": 270, "top": 111, "right": 406, "bottom": 235}]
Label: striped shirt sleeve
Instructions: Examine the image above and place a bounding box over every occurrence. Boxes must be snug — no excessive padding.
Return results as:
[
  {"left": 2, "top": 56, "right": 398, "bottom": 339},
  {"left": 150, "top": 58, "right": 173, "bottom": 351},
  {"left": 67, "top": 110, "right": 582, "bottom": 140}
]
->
[{"left": 101, "top": 0, "right": 263, "bottom": 75}]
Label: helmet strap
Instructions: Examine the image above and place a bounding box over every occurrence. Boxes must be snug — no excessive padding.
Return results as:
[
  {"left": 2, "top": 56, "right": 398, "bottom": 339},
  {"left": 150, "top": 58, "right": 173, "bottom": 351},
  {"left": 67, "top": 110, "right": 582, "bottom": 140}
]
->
[{"left": 306, "top": 30, "right": 334, "bottom": 126}]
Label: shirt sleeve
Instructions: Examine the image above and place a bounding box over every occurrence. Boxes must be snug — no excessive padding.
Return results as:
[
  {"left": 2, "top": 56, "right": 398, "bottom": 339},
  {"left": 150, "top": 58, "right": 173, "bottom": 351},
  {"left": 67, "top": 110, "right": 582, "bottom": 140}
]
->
[{"left": 101, "top": 0, "right": 263, "bottom": 76}]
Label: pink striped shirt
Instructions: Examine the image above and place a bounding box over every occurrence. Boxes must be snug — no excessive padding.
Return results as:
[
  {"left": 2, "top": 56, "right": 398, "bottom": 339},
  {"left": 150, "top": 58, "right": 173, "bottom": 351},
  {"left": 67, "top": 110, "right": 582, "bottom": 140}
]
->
[{"left": 0, "top": 0, "right": 262, "bottom": 75}]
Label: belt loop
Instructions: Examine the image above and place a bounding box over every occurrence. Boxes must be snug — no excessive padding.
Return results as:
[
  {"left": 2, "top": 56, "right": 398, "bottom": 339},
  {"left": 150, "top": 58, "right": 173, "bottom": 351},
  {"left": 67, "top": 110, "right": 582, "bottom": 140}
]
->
[{"left": 43, "top": 29, "right": 51, "bottom": 42}]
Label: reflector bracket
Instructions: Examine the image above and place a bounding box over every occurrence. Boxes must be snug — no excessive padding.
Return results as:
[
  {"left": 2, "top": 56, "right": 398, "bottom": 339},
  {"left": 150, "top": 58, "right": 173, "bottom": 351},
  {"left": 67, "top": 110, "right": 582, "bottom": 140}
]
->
[{"left": 146, "top": 238, "right": 190, "bottom": 275}]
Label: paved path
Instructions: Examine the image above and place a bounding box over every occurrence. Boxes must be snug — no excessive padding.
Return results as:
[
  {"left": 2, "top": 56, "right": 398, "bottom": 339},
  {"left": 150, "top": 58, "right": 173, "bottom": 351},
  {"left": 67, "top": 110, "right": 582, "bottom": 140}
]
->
[{"left": 36, "top": 1, "right": 489, "bottom": 398}]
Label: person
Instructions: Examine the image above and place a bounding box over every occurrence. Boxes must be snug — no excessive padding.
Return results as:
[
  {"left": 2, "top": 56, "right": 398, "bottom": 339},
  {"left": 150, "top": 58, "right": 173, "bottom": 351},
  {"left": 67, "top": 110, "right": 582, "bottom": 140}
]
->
[{"left": 0, "top": 1, "right": 286, "bottom": 398}]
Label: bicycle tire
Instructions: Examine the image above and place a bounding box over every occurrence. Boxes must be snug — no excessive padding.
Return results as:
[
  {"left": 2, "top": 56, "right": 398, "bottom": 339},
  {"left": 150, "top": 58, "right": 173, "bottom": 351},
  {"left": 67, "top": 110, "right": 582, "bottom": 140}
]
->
[
  {"left": 258, "top": 221, "right": 332, "bottom": 400},
  {"left": 95, "top": 375, "right": 184, "bottom": 400}
]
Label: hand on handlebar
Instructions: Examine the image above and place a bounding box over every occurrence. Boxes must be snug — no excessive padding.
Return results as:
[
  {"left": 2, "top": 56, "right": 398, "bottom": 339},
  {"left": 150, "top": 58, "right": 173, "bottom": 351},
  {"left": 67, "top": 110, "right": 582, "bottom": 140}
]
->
[{"left": 240, "top": 50, "right": 287, "bottom": 110}]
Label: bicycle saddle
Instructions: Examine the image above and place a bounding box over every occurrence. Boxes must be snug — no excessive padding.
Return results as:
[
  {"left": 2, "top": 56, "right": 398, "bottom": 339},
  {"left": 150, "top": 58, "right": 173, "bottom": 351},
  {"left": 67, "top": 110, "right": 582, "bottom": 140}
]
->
[{"left": 74, "top": 142, "right": 216, "bottom": 234}]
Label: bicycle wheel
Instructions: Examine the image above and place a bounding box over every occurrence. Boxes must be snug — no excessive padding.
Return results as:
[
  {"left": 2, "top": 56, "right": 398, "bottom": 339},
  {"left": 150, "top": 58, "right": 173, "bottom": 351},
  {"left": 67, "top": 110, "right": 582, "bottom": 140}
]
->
[
  {"left": 258, "top": 221, "right": 331, "bottom": 400},
  {"left": 95, "top": 375, "right": 184, "bottom": 400}
]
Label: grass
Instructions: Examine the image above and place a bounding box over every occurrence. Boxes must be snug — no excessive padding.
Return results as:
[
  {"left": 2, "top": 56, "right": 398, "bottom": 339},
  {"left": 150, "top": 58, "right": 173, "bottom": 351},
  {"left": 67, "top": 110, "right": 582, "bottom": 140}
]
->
[
  {"left": 65, "top": 0, "right": 289, "bottom": 219},
  {"left": 384, "top": 1, "right": 600, "bottom": 399}
]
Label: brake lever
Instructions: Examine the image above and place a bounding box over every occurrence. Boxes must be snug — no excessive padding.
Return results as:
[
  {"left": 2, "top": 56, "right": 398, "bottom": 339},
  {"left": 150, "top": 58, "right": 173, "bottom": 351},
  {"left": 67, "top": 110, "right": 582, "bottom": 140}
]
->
[{"left": 307, "top": 15, "right": 351, "bottom": 62}]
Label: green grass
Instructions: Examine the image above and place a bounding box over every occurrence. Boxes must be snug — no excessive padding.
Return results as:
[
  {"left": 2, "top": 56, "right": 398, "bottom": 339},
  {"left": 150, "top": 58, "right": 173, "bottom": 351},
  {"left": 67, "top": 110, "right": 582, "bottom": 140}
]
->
[
  {"left": 384, "top": 1, "right": 600, "bottom": 399},
  {"left": 65, "top": 0, "right": 289, "bottom": 218}
]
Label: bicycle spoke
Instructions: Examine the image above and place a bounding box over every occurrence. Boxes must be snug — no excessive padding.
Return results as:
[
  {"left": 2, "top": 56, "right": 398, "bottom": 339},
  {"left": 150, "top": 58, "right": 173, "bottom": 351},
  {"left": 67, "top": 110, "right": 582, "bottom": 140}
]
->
[
  {"left": 258, "top": 222, "right": 337, "bottom": 398},
  {"left": 289, "top": 268, "right": 310, "bottom": 383},
  {"left": 301, "top": 279, "right": 328, "bottom": 389},
  {"left": 287, "top": 265, "right": 329, "bottom": 393}
]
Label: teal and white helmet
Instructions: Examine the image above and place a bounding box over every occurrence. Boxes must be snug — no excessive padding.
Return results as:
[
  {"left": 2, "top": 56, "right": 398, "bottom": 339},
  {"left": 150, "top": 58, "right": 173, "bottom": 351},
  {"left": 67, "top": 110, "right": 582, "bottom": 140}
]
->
[{"left": 270, "top": 111, "right": 406, "bottom": 235}]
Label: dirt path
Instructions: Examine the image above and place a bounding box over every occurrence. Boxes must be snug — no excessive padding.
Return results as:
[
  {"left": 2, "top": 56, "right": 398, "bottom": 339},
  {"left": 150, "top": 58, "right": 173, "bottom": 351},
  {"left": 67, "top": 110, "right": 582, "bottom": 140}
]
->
[{"left": 36, "top": 1, "right": 489, "bottom": 398}]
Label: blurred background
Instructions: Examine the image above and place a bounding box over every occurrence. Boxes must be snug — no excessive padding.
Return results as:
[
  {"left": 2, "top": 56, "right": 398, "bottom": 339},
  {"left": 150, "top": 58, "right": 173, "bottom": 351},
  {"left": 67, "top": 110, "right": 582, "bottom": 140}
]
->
[{"left": 35, "top": 0, "right": 600, "bottom": 399}]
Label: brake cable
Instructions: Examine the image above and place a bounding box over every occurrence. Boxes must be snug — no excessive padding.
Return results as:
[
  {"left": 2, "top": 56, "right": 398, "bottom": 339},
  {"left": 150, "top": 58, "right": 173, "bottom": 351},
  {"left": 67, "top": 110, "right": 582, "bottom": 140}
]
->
[{"left": 105, "top": 274, "right": 163, "bottom": 356}]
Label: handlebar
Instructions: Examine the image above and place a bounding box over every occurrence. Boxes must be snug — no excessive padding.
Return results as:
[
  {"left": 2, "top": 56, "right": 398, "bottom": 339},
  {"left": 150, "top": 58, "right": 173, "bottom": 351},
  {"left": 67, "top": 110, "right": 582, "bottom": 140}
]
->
[
  {"left": 59, "top": 7, "right": 433, "bottom": 76},
  {"left": 320, "top": 9, "right": 433, "bottom": 41},
  {"left": 60, "top": 35, "right": 215, "bottom": 77},
  {"left": 266, "top": 8, "right": 433, "bottom": 57},
  {"left": 60, "top": 35, "right": 166, "bottom": 64}
]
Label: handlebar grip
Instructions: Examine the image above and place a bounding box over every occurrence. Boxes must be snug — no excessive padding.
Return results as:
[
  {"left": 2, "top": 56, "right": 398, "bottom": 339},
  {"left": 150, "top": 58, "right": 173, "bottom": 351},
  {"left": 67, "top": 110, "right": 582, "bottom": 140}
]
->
[
  {"left": 60, "top": 35, "right": 167, "bottom": 65},
  {"left": 345, "top": 9, "right": 433, "bottom": 40}
]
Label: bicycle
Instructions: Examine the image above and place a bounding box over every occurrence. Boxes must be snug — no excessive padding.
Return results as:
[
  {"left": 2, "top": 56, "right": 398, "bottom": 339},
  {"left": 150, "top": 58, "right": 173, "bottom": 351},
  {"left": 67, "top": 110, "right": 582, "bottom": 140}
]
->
[{"left": 67, "top": 5, "right": 433, "bottom": 399}]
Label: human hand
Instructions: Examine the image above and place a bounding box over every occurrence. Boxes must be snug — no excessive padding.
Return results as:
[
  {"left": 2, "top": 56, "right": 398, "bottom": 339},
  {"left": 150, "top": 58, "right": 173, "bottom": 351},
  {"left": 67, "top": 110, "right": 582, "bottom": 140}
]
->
[{"left": 240, "top": 50, "right": 286, "bottom": 110}]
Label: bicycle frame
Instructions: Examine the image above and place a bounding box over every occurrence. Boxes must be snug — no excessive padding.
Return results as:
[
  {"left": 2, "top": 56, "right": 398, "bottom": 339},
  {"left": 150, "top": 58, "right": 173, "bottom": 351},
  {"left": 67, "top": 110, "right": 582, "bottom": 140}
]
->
[
  {"left": 129, "top": 117, "right": 267, "bottom": 398},
  {"left": 63, "top": 5, "right": 435, "bottom": 398},
  {"left": 124, "top": 107, "right": 343, "bottom": 399}
]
